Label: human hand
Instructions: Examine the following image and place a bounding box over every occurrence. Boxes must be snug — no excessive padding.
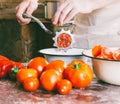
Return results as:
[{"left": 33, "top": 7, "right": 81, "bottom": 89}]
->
[
  {"left": 16, "top": 0, "right": 38, "bottom": 25},
  {"left": 52, "top": 0, "right": 93, "bottom": 26}
]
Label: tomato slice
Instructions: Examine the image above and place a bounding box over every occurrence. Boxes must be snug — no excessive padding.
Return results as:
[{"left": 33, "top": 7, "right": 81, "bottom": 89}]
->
[
  {"left": 113, "top": 49, "right": 120, "bottom": 60},
  {"left": 101, "top": 47, "right": 113, "bottom": 60},
  {"left": 92, "top": 44, "right": 103, "bottom": 57},
  {"left": 57, "top": 33, "right": 72, "bottom": 48},
  {"left": 96, "top": 54, "right": 103, "bottom": 58}
]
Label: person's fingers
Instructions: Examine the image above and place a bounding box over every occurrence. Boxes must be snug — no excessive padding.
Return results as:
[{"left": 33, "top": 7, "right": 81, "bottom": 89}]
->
[
  {"left": 15, "top": 1, "right": 31, "bottom": 24},
  {"left": 59, "top": 3, "right": 73, "bottom": 25},
  {"left": 63, "top": 8, "right": 78, "bottom": 24},
  {"left": 25, "top": 1, "right": 38, "bottom": 15},
  {"left": 17, "top": 19, "right": 27, "bottom": 25},
  {"left": 15, "top": 5, "right": 19, "bottom": 12},
  {"left": 52, "top": 0, "right": 69, "bottom": 25}
]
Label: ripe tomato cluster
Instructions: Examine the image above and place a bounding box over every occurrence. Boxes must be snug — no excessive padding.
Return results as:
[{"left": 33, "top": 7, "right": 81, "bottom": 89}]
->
[
  {"left": 19, "top": 57, "right": 93, "bottom": 95},
  {"left": 0, "top": 55, "right": 93, "bottom": 95},
  {"left": 17, "top": 68, "right": 39, "bottom": 92},
  {"left": 92, "top": 44, "right": 120, "bottom": 60}
]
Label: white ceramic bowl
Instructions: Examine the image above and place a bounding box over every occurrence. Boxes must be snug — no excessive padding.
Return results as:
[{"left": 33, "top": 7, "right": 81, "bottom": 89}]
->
[
  {"left": 83, "top": 48, "right": 120, "bottom": 85},
  {"left": 39, "top": 48, "right": 87, "bottom": 64}
]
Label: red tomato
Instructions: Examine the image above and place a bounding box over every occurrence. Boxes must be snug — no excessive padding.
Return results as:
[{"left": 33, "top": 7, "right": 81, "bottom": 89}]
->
[
  {"left": 27, "top": 57, "right": 48, "bottom": 76},
  {"left": 23, "top": 77, "right": 39, "bottom": 92},
  {"left": 17, "top": 68, "right": 38, "bottom": 83},
  {"left": 44, "top": 60, "right": 66, "bottom": 74},
  {"left": 64, "top": 60, "right": 93, "bottom": 88},
  {"left": 57, "top": 79, "right": 72, "bottom": 95},
  {"left": 40, "top": 69, "right": 61, "bottom": 91}
]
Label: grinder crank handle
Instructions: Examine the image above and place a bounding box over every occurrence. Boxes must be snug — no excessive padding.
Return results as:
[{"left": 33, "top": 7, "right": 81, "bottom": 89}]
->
[{"left": 22, "top": 13, "right": 53, "bottom": 35}]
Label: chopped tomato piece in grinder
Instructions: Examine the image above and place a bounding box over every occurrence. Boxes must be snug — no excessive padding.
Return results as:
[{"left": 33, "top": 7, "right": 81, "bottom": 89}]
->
[{"left": 57, "top": 33, "right": 72, "bottom": 48}]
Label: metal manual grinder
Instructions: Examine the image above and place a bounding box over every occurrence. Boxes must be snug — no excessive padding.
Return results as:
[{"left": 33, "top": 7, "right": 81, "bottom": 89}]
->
[{"left": 23, "top": 0, "right": 75, "bottom": 51}]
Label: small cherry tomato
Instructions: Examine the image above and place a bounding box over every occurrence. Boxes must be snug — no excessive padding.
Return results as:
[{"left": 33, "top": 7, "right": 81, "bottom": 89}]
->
[
  {"left": 23, "top": 77, "right": 39, "bottom": 92},
  {"left": 27, "top": 57, "right": 48, "bottom": 76},
  {"left": 57, "top": 79, "right": 72, "bottom": 95},
  {"left": 17, "top": 68, "right": 38, "bottom": 83},
  {"left": 40, "top": 69, "right": 61, "bottom": 91}
]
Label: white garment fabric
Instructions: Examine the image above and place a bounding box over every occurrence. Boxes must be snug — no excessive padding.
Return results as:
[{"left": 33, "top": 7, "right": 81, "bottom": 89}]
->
[
  {"left": 74, "top": 1, "right": 120, "bottom": 35},
  {"left": 72, "top": 1, "right": 120, "bottom": 49}
]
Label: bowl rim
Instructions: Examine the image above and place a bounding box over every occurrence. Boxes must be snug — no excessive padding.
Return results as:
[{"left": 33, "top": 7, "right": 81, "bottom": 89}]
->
[
  {"left": 39, "top": 48, "right": 84, "bottom": 56},
  {"left": 82, "top": 48, "right": 120, "bottom": 62}
]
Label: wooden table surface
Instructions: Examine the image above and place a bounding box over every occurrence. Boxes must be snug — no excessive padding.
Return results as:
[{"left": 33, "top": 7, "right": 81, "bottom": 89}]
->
[{"left": 0, "top": 78, "right": 120, "bottom": 104}]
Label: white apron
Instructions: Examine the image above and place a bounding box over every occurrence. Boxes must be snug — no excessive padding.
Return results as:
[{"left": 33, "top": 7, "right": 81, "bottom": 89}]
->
[{"left": 73, "top": 1, "right": 120, "bottom": 48}]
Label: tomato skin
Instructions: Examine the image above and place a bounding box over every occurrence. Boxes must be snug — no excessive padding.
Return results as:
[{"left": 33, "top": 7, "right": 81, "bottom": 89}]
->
[
  {"left": 23, "top": 77, "right": 39, "bottom": 92},
  {"left": 40, "top": 69, "right": 61, "bottom": 91},
  {"left": 44, "top": 60, "right": 66, "bottom": 74},
  {"left": 27, "top": 57, "right": 48, "bottom": 76},
  {"left": 0, "top": 55, "right": 9, "bottom": 61},
  {"left": 63, "top": 60, "right": 85, "bottom": 78},
  {"left": 0, "top": 60, "right": 13, "bottom": 78},
  {"left": 17, "top": 68, "right": 38, "bottom": 83},
  {"left": 57, "top": 79, "right": 72, "bottom": 95},
  {"left": 64, "top": 60, "right": 93, "bottom": 88}
]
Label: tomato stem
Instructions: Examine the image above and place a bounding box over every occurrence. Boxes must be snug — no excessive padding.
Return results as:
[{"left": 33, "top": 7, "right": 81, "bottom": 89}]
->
[
  {"left": 11, "top": 67, "right": 19, "bottom": 77},
  {"left": 73, "top": 62, "right": 81, "bottom": 70}
]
